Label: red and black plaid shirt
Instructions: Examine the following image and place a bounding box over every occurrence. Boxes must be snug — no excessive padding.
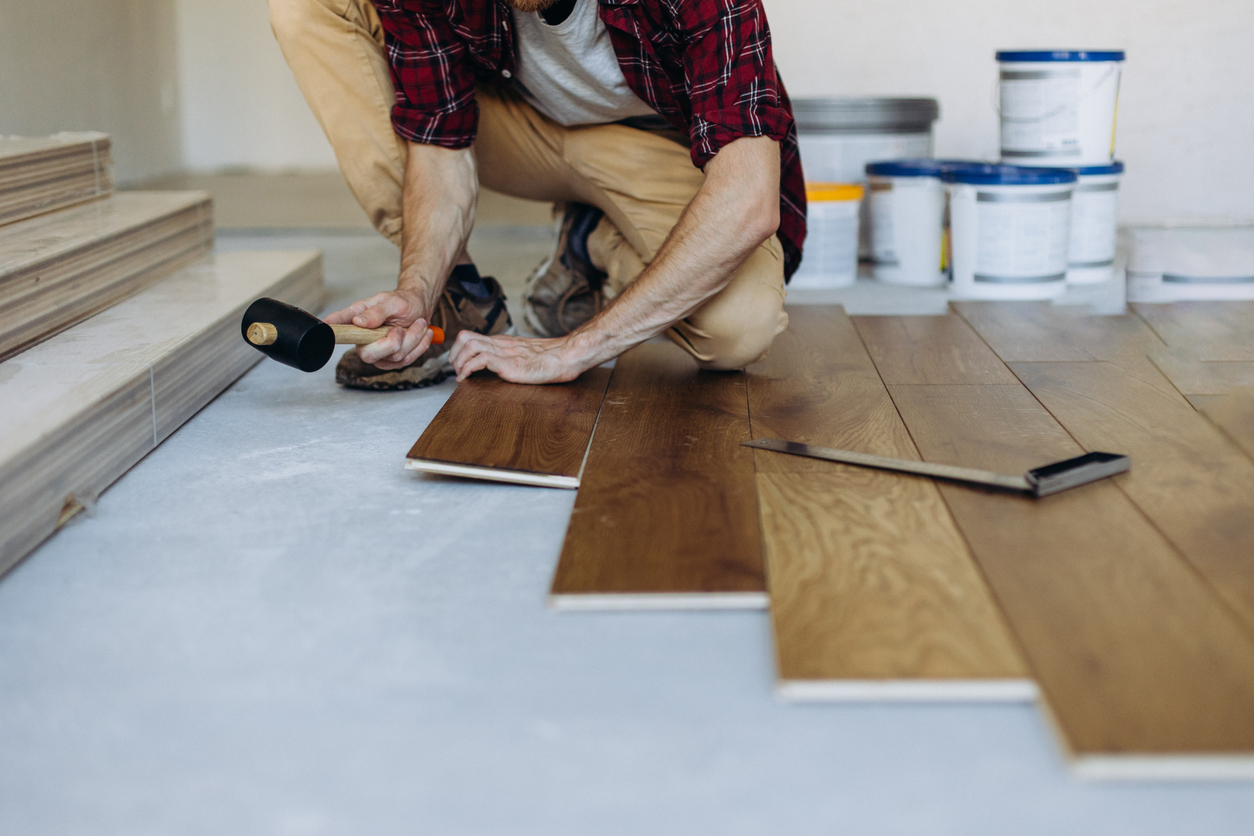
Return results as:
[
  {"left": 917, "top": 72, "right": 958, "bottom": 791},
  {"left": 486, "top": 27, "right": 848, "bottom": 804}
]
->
[{"left": 373, "top": 0, "right": 806, "bottom": 278}]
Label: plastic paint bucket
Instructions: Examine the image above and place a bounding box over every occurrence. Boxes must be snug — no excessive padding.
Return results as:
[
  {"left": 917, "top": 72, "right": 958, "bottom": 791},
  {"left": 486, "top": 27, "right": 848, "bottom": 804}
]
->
[
  {"left": 997, "top": 51, "right": 1125, "bottom": 166},
  {"left": 793, "top": 98, "right": 939, "bottom": 257},
  {"left": 1066, "top": 161, "right": 1124, "bottom": 284},
  {"left": 944, "top": 164, "right": 1077, "bottom": 300},
  {"left": 1125, "top": 226, "right": 1254, "bottom": 302},
  {"left": 865, "top": 159, "right": 950, "bottom": 287},
  {"left": 791, "top": 183, "right": 864, "bottom": 289}
]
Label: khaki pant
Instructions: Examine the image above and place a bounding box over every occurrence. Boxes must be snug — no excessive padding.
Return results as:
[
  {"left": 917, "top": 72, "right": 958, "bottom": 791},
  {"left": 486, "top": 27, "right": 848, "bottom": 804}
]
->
[{"left": 268, "top": 0, "right": 787, "bottom": 368}]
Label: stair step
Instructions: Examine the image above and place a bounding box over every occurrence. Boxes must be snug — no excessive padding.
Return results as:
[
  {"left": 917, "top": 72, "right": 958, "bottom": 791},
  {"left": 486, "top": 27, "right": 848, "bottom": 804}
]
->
[
  {"left": 0, "top": 132, "right": 114, "bottom": 226},
  {"left": 0, "top": 249, "right": 325, "bottom": 575},
  {"left": 0, "top": 191, "right": 214, "bottom": 361}
]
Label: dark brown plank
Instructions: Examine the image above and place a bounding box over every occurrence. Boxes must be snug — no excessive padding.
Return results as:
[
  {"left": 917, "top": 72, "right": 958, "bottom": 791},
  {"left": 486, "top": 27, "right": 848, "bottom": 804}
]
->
[
  {"left": 406, "top": 368, "right": 612, "bottom": 488},
  {"left": 1134, "top": 302, "right": 1254, "bottom": 361},
  {"left": 1011, "top": 361, "right": 1254, "bottom": 633},
  {"left": 889, "top": 383, "right": 1254, "bottom": 775},
  {"left": 953, "top": 301, "right": 1163, "bottom": 364},
  {"left": 852, "top": 314, "right": 1019, "bottom": 385},
  {"left": 749, "top": 307, "right": 1030, "bottom": 699},
  {"left": 549, "top": 342, "right": 764, "bottom": 608}
]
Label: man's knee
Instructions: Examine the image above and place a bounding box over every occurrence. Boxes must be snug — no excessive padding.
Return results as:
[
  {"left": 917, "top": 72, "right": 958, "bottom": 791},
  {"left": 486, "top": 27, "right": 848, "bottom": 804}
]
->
[
  {"left": 268, "top": 0, "right": 341, "bottom": 44},
  {"left": 694, "top": 303, "right": 788, "bottom": 370}
]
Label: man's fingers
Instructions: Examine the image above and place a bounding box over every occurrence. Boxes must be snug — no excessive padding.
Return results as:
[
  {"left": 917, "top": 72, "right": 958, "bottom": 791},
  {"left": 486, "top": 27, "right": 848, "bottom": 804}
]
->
[
  {"left": 324, "top": 301, "right": 366, "bottom": 325},
  {"left": 357, "top": 325, "right": 405, "bottom": 365}
]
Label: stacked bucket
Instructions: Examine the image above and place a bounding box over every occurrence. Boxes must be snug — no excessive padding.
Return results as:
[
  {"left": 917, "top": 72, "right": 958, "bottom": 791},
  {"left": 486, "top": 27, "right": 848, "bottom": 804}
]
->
[{"left": 792, "top": 51, "right": 1127, "bottom": 299}]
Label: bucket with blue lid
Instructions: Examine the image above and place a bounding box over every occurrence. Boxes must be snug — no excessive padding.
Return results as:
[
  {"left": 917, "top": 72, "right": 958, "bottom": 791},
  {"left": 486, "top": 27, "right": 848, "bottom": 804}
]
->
[
  {"left": 865, "top": 159, "right": 982, "bottom": 287},
  {"left": 997, "top": 50, "right": 1125, "bottom": 166},
  {"left": 943, "top": 164, "right": 1078, "bottom": 300},
  {"left": 1066, "top": 161, "right": 1125, "bottom": 284}
]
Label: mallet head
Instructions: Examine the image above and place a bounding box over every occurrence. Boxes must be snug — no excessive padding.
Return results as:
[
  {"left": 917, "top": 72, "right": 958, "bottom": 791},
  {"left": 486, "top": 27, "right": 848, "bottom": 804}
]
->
[{"left": 241, "top": 297, "right": 336, "bottom": 372}]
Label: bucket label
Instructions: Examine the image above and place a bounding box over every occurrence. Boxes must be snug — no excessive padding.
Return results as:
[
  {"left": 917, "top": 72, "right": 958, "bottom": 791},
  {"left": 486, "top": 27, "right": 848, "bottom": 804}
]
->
[
  {"left": 1000, "top": 69, "right": 1081, "bottom": 157},
  {"left": 1069, "top": 185, "right": 1120, "bottom": 266},
  {"left": 975, "top": 191, "right": 1071, "bottom": 281}
]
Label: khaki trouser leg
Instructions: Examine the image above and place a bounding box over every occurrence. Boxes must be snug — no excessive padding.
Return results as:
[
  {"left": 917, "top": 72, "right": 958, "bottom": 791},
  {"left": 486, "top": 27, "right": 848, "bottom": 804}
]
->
[
  {"left": 268, "top": 0, "right": 406, "bottom": 244},
  {"left": 475, "top": 87, "right": 789, "bottom": 369}
]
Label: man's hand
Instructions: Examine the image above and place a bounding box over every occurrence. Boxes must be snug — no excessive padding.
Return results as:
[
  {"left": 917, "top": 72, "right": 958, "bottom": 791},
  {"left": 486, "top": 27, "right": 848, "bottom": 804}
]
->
[
  {"left": 324, "top": 288, "right": 435, "bottom": 369},
  {"left": 450, "top": 332, "right": 590, "bottom": 384}
]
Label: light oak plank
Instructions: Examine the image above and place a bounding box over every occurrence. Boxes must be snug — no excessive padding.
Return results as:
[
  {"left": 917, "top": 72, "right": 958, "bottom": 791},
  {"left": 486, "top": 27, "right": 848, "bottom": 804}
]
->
[
  {"left": 0, "top": 192, "right": 214, "bottom": 360},
  {"left": 1147, "top": 348, "right": 1254, "bottom": 396},
  {"left": 0, "top": 250, "right": 324, "bottom": 577},
  {"left": 550, "top": 342, "right": 764, "bottom": 608},
  {"left": 852, "top": 314, "right": 1019, "bottom": 385},
  {"left": 953, "top": 301, "right": 1163, "bottom": 364},
  {"left": 0, "top": 133, "right": 113, "bottom": 226},
  {"left": 1195, "top": 386, "right": 1254, "bottom": 461},
  {"left": 747, "top": 307, "right": 1029, "bottom": 699},
  {"left": 1134, "top": 302, "right": 1254, "bottom": 361},
  {"left": 889, "top": 383, "right": 1254, "bottom": 771},
  {"left": 1011, "top": 361, "right": 1254, "bottom": 632},
  {"left": 406, "top": 368, "right": 612, "bottom": 487}
]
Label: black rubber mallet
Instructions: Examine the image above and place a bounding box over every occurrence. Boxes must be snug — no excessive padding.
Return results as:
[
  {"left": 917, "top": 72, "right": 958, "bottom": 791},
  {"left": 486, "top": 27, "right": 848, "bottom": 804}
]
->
[
  {"left": 240, "top": 297, "right": 444, "bottom": 372},
  {"left": 744, "top": 438, "right": 1130, "bottom": 497}
]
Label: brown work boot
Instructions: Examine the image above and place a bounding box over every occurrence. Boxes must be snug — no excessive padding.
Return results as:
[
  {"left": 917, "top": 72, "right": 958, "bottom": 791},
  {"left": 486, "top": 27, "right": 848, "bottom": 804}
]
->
[
  {"left": 335, "top": 265, "right": 512, "bottom": 391},
  {"left": 523, "top": 203, "right": 609, "bottom": 337}
]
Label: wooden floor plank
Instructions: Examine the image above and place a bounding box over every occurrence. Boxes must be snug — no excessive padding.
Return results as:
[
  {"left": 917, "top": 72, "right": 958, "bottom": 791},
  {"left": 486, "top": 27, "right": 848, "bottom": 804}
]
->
[
  {"left": 887, "top": 382, "right": 1254, "bottom": 774},
  {"left": 952, "top": 301, "right": 1163, "bottom": 364},
  {"left": 1147, "top": 348, "right": 1254, "bottom": 396},
  {"left": 1195, "top": 386, "right": 1254, "bottom": 461},
  {"left": 748, "top": 307, "right": 1030, "bottom": 700},
  {"left": 1011, "top": 360, "right": 1254, "bottom": 633},
  {"left": 0, "top": 250, "right": 323, "bottom": 577},
  {"left": 549, "top": 342, "right": 764, "bottom": 609},
  {"left": 406, "top": 369, "right": 611, "bottom": 489},
  {"left": 0, "top": 133, "right": 113, "bottom": 226},
  {"left": 852, "top": 314, "right": 1020, "bottom": 385},
  {"left": 1133, "top": 302, "right": 1254, "bottom": 361}
]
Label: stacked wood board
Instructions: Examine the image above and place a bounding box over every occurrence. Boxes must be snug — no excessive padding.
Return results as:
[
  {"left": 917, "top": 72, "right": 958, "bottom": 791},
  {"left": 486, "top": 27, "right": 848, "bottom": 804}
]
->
[
  {"left": 0, "top": 132, "right": 114, "bottom": 226},
  {"left": 0, "top": 250, "right": 324, "bottom": 576},
  {"left": 0, "top": 191, "right": 214, "bottom": 361}
]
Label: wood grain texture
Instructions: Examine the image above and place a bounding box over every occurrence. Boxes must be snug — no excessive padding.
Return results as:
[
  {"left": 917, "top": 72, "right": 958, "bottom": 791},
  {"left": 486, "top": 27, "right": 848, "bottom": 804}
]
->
[
  {"left": 0, "top": 133, "right": 113, "bottom": 226},
  {"left": 747, "top": 306, "right": 1029, "bottom": 699},
  {"left": 550, "top": 341, "right": 764, "bottom": 607},
  {"left": 953, "top": 301, "right": 1163, "bottom": 364},
  {"left": 0, "top": 250, "right": 324, "bottom": 577},
  {"left": 888, "top": 383, "right": 1254, "bottom": 770},
  {"left": 1011, "top": 360, "right": 1254, "bottom": 633},
  {"left": 406, "top": 368, "right": 612, "bottom": 487},
  {"left": 852, "top": 314, "right": 1019, "bottom": 384},
  {"left": 1147, "top": 348, "right": 1254, "bottom": 396},
  {"left": 1134, "top": 302, "right": 1254, "bottom": 361},
  {"left": 1196, "top": 386, "right": 1254, "bottom": 461},
  {"left": 0, "top": 192, "right": 214, "bottom": 361}
]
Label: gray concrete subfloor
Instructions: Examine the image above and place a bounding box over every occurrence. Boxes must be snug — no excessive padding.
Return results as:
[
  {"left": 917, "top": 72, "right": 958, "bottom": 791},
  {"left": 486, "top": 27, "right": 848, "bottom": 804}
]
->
[{"left": 1, "top": 228, "right": 1251, "bottom": 835}]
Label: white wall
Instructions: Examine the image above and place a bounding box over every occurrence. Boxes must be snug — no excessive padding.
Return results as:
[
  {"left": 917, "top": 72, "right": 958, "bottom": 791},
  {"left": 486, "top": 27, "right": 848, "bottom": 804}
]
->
[
  {"left": 0, "top": 0, "right": 183, "bottom": 183},
  {"left": 169, "top": 0, "right": 1252, "bottom": 223},
  {"left": 175, "top": 0, "right": 336, "bottom": 171},
  {"left": 763, "top": 0, "right": 1254, "bottom": 224}
]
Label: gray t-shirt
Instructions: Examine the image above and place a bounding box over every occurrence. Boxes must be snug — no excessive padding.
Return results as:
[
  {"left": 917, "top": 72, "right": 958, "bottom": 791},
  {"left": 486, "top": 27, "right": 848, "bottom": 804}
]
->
[{"left": 511, "top": 0, "right": 658, "bottom": 126}]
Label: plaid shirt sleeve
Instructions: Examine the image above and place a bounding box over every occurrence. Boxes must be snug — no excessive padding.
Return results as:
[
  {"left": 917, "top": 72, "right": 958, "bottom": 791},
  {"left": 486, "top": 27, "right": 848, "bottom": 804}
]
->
[
  {"left": 670, "top": 0, "right": 793, "bottom": 169},
  {"left": 371, "top": 0, "right": 479, "bottom": 148}
]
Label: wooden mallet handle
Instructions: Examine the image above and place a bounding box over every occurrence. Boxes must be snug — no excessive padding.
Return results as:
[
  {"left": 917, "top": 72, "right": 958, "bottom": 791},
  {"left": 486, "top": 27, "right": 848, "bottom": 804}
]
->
[{"left": 246, "top": 322, "right": 445, "bottom": 346}]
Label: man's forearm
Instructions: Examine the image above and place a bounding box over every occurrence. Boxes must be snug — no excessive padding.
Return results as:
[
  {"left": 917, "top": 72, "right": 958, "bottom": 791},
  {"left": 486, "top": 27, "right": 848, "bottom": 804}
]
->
[
  {"left": 565, "top": 136, "right": 781, "bottom": 367},
  {"left": 397, "top": 142, "right": 479, "bottom": 312}
]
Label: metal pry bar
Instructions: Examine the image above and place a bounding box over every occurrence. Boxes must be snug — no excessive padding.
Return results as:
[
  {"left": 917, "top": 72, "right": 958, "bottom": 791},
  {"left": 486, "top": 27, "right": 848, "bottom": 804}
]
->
[{"left": 742, "top": 438, "right": 1129, "bottom": 498}]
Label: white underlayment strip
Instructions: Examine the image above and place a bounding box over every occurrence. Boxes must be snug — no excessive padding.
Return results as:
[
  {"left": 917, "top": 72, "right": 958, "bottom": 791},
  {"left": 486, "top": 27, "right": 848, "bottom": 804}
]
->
[
  {"left": 1071, "top": 755, "right": 1254, "bottom": 782},
  {"left": 777, "top": 678, "right": 1039, "bottom": 704},
  {"left": 548, "top": 592, "right": 769, "bottom": 611},
  {"left": 405, "top": 459, "right": 579, "bottom": 489}
]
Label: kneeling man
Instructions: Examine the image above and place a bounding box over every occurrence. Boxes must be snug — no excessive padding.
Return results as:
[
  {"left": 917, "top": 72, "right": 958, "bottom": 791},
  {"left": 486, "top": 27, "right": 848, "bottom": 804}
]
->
[{"left": 269, "top": 0, "right": 806, "bottom": 388}]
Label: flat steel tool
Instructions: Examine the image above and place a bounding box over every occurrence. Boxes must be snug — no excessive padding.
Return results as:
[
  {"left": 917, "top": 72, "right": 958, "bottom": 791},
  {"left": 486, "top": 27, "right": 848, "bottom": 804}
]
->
[{"left": 743, "top": 438, "right": 1130, "bottom": 497}]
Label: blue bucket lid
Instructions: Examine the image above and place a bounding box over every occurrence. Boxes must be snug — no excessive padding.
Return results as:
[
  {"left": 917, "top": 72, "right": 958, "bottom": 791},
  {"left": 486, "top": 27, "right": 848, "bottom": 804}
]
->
[
  {"left": 942, "top": 164, "right": 1078, "bottom": 185},
  {"left": 997, "top": 50, "right": 1125, "bottom": 62},
  {"left": 1071, "top": 161, "right": 1125, "bottom": 176},
  {"left": 865, "top": 159, "right": 994, "bottom": 178}
]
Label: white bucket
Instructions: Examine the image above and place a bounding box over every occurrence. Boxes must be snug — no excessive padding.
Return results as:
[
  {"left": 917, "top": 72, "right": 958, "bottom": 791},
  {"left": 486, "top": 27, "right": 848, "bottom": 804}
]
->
[
  {"left": 793, "top": 99, "right": 938, "bottom": 258},
  {"left": 945, "top": 165, "right": 1076, "bottom": 300},
  {"left": 1125, "top": 226, "right": 1254, "bottom": 302},
  {"left": 865, "top": 160, "right": 949, "bottom": 287},
  {"left": 1066, "top": 162, "right": 1124, "bottom": 284},
  {"left": 997, "top": 50, "right": 1124, "bottom": 167},
  {"left": 791, "top": 183, "right": 863, "bottom": 289}
]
